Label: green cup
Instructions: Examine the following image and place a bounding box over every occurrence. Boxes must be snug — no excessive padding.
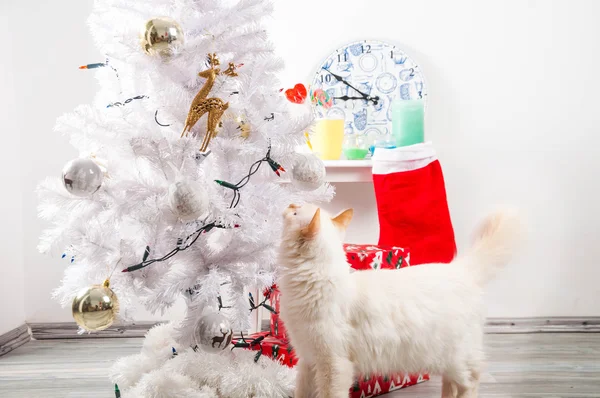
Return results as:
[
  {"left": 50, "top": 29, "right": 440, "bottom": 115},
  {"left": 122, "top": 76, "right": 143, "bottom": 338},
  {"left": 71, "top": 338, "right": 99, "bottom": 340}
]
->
[{"left": 392, "top": 99, "right": 425, "bottom": 147}]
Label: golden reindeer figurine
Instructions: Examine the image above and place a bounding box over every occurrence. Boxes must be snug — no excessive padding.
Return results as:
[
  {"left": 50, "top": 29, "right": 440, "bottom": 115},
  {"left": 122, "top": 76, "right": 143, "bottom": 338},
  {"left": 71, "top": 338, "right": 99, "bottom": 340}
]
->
[{"left": 181, "top": 53, "right": 238, "bottom": 152}]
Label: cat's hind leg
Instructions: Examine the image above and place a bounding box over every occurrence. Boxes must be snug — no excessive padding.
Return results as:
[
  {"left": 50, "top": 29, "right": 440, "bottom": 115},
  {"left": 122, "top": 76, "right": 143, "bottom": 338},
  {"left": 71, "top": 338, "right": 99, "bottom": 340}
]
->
[
  {"left": 446, "top": 326, "right": 483, "bottom": 398},
  {"left": 465, "top": 369, "right": 481, "bottom": 398},
  {"left": 442, "top": 365, "right": 481, "bottom": 398},
  {"left": 441, "top": 375, "right": 456, "bottom": 398},
  {"left": 315, "top": 356, "right": 353, "bottom": 398}
]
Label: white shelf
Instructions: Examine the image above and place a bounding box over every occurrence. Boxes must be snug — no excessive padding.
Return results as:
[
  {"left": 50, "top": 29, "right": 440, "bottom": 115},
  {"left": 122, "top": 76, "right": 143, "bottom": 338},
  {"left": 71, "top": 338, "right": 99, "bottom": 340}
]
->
[
  {"left": 323, "top": 159, "right": 372, "bottom": 168},
  {"left": 324, "top": 159, "right": 372, "bottom": 182}
]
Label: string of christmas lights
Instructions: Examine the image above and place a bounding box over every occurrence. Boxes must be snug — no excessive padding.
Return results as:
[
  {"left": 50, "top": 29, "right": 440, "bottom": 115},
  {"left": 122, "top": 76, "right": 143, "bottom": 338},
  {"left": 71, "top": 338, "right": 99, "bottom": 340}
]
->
[
  {"left": 231, "top": 331, "right": 268, "bottom": 362},
  {"left": 122, "top": 146, "right": 284, "bottom": 273},
  {"left": 154, "top": 110, "right": 171, "bottom": 126},
  {"left": 106, "top": 95, "right": 149, "bottom": 108},
  {"left": 121, "top": 222, "right": 226, "bottom": 273},
  {"left": 216, "top": 145, "right": 285, "bottom": 208},
  {"left": 79, "top": 58, "right": 119, "bottom": 78},
  {"left": 220, "top": 287, "right": 276, "bottom": 361},
  {"left": 229, "top": 286, "right": 277, "bottom": 362},
  {"left": 248, "top": 288, "right": 276, "bottom": 314}
]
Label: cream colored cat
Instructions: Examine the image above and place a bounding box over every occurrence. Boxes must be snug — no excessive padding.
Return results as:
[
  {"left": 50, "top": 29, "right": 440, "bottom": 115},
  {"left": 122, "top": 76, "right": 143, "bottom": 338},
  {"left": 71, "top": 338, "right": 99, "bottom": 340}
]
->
[{"left": 278, "top": 204, "right": 522, "bottom": 398}]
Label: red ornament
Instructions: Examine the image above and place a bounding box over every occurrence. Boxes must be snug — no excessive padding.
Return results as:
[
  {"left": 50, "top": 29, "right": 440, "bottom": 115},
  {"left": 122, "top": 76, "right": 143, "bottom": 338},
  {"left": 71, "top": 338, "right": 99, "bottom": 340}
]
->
[{"left": 284, "top": 84, "right": 308, "bottom": 104}]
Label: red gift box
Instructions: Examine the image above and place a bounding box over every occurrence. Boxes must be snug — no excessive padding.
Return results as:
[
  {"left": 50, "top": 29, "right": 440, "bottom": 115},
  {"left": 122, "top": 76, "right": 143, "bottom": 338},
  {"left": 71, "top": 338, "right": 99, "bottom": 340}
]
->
[
  {"left": 232, "top": 331, "right": 299, "bottom": 367},
  {"left": 268, "top": 284, "right": 287, "bottom": 340},
  {"left": 353, "top": 372, "right": 429, "bottom": 397},
  {"left": 233, "top": 331, "right": 428, "bottom": 397},
  {"left": 343, "top": 244, "right": 410, "bottom": 270}
]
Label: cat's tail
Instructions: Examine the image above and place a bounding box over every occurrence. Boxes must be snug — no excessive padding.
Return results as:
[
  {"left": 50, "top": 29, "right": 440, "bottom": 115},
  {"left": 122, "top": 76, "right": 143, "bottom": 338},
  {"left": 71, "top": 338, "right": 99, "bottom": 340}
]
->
[{"left": 460, "top": 209, "right": 525, "bottom": 286}]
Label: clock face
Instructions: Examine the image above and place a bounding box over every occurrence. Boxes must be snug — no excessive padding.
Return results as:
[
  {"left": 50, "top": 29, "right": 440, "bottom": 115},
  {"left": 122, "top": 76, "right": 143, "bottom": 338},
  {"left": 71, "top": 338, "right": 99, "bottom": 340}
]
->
[{"left": 311, "top": 40, "right": 427, "bottom": 137}]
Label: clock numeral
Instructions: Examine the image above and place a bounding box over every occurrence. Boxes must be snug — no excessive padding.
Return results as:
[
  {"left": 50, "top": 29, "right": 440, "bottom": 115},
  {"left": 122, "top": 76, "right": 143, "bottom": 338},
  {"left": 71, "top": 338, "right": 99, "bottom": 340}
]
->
[
  {"left": 362, "top": 44, "right": 372, "bottom": 54},
  {"left": 320, "top": 74, "right": 332, "bottom": 83},
  {"left": 337, "top": 53, "right": 348, "bottom": 62},
  {"left": 409, "top": 68, "right": 415, "bottom": 78},
  {"left": 390, "top": 50, "right": 394, "bottom": 59}
]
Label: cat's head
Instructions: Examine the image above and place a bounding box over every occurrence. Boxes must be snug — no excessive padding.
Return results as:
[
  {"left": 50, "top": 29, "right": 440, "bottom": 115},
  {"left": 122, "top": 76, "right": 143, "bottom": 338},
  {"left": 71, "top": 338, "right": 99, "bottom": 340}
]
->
[{"left": 281, "top": 203, "right": 354, "bottom": 251}]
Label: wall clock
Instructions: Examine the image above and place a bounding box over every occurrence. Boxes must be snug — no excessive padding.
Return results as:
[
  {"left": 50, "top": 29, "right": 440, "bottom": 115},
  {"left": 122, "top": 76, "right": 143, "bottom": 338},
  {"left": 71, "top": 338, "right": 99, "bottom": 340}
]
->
[{"left": 311, "top": 40, "right": 427, "bottom": 138}]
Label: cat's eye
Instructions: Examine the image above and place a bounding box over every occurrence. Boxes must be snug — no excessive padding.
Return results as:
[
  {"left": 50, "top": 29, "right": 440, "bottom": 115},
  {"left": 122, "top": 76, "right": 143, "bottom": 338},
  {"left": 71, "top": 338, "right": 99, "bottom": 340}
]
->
[{"left": 293, "top": 212, "right": 297, "bottom": 215}]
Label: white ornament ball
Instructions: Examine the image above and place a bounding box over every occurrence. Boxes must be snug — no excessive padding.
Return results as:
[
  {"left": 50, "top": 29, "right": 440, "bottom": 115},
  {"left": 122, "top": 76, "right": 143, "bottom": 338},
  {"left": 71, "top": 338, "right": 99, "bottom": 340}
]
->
[
  {"left": 168, "top": 179, "right": 209, "bottom": 221},
  {"left": 291, "top": 153, "right": 326, "bottom": 191},
  {"left": 62, "top": 158, "right": 103, "bottom": 197},
  {"left": 193, "top": 312, "right": 233, "bottom": 353}
]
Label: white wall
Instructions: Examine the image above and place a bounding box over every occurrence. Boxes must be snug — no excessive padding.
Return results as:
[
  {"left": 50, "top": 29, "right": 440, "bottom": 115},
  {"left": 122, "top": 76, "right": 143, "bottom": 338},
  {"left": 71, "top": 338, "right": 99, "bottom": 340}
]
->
[
  {"left": 3, "top": 0, "right": 599, "bottom": 325},
  {"left": 0, "top": 3, "right": 26, "bottom": 334},
  {"left": 268, "top": 0, "right": 600, "bottom": 317},
  {"left": 4, "top": 2, "right": 181, "bottom": 323},
  {"left": 6, "top": 2, "right": 102, "bottom": 324}
]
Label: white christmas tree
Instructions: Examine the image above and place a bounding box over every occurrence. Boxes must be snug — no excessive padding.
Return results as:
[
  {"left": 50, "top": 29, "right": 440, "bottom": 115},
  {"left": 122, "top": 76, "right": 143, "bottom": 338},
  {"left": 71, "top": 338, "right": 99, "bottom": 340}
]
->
[{"left": 37, "top": 0, "right": 332, "bottom": 396}]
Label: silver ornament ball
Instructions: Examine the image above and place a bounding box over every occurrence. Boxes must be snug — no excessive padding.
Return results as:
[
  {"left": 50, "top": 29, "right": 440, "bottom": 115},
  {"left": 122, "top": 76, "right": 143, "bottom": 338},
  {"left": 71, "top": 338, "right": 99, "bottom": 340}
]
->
[
  {"left": 291, "top": 153, "right": 326, "bottom": 191},
  {"left": 62, "top": 158, "right": 103, "bottom": 197},
  {"left": 193, "top": 312, "right": 233, "bottom": 353},
  {"left": 168, "top": 179, "right": 209, "bottom": 221}
]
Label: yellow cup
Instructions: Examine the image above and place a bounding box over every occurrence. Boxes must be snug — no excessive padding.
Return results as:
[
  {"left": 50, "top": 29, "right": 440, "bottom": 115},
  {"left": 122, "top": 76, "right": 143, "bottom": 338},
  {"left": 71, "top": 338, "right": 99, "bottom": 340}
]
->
[{"left": 311, "top": 119, "right": 344, "bottom": 160}]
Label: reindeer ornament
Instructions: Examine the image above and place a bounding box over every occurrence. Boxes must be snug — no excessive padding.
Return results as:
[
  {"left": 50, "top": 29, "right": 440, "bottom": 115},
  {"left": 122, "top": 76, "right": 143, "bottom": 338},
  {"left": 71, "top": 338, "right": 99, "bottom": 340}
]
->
[{"left": 181, "top": 53, "right": 238, "bottom": 152}]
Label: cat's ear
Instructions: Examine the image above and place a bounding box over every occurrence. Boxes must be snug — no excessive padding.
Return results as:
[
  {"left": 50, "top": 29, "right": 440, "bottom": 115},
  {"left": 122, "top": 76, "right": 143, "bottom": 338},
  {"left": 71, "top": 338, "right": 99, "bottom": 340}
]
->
[
  {"left": 332, "top": 208, "right": 354, "bottom": 230},
  {"left": 301, "top": 208, "right": 321, "bottom": 239}
]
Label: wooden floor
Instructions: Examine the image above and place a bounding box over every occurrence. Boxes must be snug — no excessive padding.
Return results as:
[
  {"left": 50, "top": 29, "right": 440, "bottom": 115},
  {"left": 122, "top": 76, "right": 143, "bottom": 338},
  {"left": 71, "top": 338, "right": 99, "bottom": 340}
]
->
[{"left": 0, "top": 333, "right": 599, "bottom": 397}]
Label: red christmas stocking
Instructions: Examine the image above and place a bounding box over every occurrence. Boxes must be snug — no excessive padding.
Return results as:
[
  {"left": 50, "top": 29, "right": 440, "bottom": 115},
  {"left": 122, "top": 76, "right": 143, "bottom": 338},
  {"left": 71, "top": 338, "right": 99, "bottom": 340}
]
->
[{"left": 372, "top": 143, "right": 456, "bottom": 265}]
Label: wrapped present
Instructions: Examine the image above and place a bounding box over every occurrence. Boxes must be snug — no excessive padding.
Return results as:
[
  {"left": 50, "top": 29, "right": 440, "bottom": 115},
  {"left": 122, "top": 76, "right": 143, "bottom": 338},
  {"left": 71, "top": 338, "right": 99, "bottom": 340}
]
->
[
  {"left": 232, "top": 332, "right": 298, "bottom": 367},
  {"left": 352, "top": 373, "right": 429, "bottom": 397},
  {"left": 267, "top": 285, "right": 287, "bottom": 340},
  {"left": 343, "top": 243, "right": 410, "bottom": 270},
  {"left": 232, "top": 332, "right": 428, "bottom": 397}
]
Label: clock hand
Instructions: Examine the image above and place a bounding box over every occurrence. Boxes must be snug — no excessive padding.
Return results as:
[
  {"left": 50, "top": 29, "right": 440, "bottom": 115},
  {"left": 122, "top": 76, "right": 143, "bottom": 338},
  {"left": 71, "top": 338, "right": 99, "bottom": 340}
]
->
[
  {"left": 333, "top": 95, "right": 367, "bottom": 101},
  {"left": 323, "top": 68, "right": 379, "bottom": 104},
  {"left": 324, "top": 69, "right": 347, "bottom": 84},
  {"left": 325, "top": 70, "right": 368, "bottom": 98}
]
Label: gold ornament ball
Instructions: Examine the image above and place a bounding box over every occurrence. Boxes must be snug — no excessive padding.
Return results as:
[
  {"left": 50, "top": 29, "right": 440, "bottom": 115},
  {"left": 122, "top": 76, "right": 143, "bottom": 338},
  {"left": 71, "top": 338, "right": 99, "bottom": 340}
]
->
[
  {"left": 140, "top": 16, "right": 184, "bottom": 57},
  {"left": 72, "top": 280, "right": 119, "bottom": 331}
]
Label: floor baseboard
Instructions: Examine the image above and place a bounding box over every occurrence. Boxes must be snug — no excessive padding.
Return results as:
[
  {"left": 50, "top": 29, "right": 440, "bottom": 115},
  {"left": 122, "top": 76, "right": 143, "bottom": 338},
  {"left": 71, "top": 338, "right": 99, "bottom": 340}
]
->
[
  {"left": 29, "top": 321, "right": 164, "bottom": 340},
  {"left": 258, "top": 317, "right": 600, "bottom": 335},
  {"left": 0, "top": 324, "right": 31, "bottom": 356},
  {"left": 25, "top": 317, "right": 600, "bottom": 341},
  {"left": 485, "top": 317, "right": 600, "bottom": 333}
]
